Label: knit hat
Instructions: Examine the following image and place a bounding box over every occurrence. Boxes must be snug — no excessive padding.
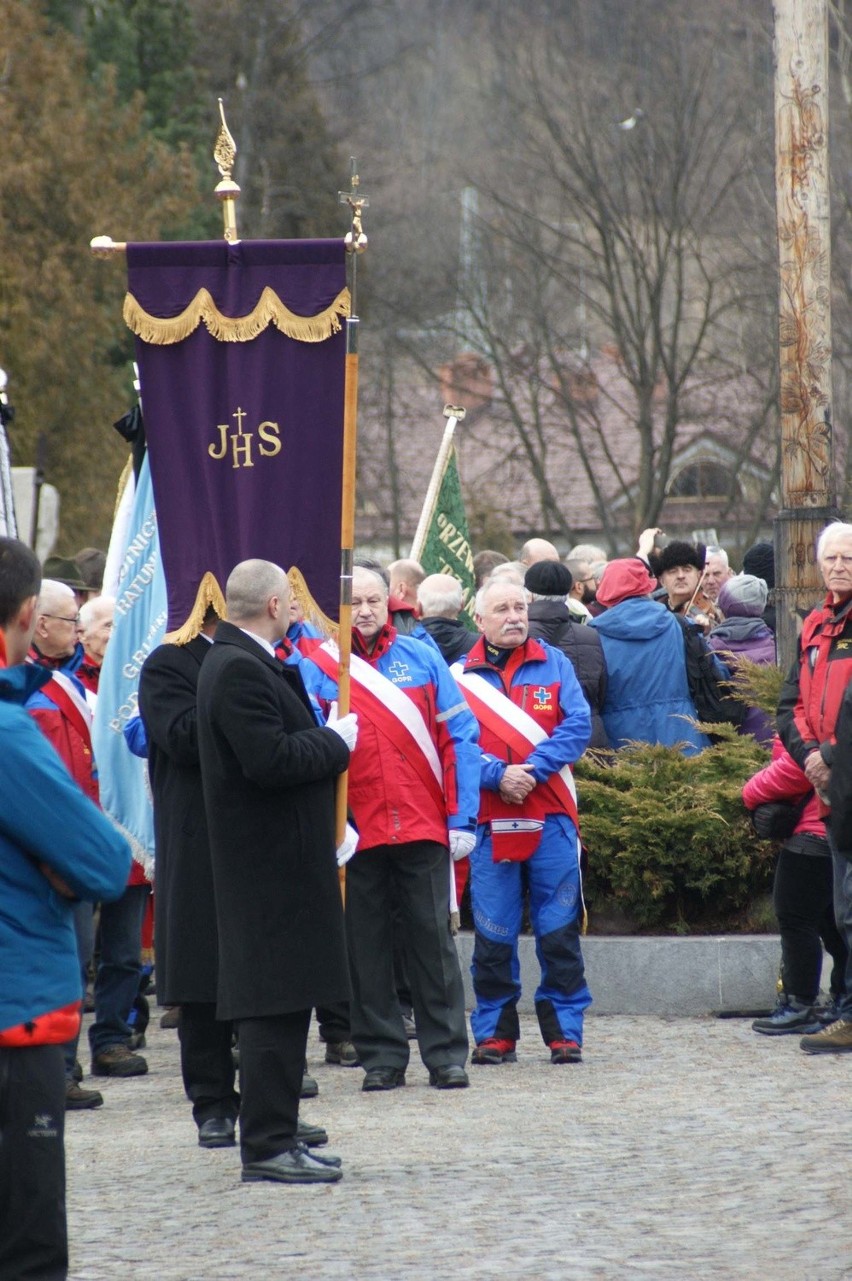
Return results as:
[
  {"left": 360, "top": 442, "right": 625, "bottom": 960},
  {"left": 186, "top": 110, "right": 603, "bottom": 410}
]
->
[
  {"left": 42, "top": 555, "right": 88, "bottom": 592},
  {"left": 742, "top": 541, "right": 775, "bottom": 590},
  {"left": 650, "top": 540, "right": 706, "bottom": 577},
  {"left": 524, "top": 561, "right": 573, "bottom": 596},
  {"left": 596, "top": 558, "right": 658, "bottom": 608},
  {"left": 717, "top": 573, "right": 768, "bottom": 619}
]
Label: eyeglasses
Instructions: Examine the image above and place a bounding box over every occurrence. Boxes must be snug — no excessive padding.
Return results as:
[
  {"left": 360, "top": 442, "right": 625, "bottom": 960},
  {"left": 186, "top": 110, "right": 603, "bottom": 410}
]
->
[{"left": 42, "top": 613, "right": 81, "bottom": 625}]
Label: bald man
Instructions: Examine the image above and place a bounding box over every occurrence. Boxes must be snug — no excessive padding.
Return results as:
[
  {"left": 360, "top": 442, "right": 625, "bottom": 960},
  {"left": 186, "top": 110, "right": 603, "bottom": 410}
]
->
[{"left": 519, "top": 538, "right": 560, "bottom": 566}]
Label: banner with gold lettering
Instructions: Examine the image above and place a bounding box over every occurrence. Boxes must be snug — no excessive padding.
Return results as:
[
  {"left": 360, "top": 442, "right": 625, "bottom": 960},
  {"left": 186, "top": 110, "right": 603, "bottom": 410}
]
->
[{"left": 124, "top": 239, "right": 349, "bottom": 639}]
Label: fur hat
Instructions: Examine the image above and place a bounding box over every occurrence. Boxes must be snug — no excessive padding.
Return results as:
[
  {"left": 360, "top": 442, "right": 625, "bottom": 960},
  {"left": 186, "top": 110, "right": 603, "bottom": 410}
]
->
[
  {"left": 596, "top": 558, "right": 658, "bottom": 608},
  {"left": 524, "top": 561, "right": 573, "bottom": 596},
  {"left": 650, "top": 540, "right": 706, "bottom": 577},
  {"left": 717, "top": 573, "right": 768, "bottom": 619}
]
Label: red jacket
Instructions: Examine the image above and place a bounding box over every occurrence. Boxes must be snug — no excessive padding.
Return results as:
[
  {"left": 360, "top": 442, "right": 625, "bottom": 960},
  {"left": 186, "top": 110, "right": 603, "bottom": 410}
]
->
[
  {"left": 783, "top": 595, "right": 852, "bottom": 769},
  {"left": 742, "top": 737, "right": 824, "bottom": 838}
]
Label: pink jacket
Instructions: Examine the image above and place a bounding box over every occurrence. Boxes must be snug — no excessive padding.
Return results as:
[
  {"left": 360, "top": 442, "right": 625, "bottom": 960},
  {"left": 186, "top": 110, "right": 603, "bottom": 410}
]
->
[{"left": 742, "top": 737, "right": 823, "bottom": 838}]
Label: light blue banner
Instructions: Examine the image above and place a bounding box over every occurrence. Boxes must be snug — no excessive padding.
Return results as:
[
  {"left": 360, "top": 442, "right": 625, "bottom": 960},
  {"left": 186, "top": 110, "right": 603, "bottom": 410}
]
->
[{"left": 93, "top": 455, "right": 167, "bottom": 876}]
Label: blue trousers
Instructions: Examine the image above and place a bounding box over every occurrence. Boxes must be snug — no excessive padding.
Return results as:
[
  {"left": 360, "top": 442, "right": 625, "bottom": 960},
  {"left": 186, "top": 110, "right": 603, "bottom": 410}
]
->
[
  {"left": 88, "top": 883, "right": 150, "bottom": 1057},
  {"left": 469, "top": 814, "right": 591, "bottom": 1046}
]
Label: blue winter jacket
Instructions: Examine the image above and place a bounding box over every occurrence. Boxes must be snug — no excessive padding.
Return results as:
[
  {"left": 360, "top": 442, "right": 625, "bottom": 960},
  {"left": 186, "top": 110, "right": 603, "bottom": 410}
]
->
[
  {"left": 0, "top": 662, "right": 131, "bottom": 1039},
  {"left": 589, "top": 597, "right": 709, "bottom": 754}
]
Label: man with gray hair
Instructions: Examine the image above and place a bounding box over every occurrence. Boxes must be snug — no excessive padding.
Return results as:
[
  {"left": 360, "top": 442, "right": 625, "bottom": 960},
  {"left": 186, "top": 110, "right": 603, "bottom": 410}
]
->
[
  {"left": 415, "top": 572, "right": 476, "bottom": 664},
  {"left": 197, "top": 559, "right": 357, "bottom": 1183},
  {"left": 779, "top": 522, "right": 852, "bottom": 1054}
]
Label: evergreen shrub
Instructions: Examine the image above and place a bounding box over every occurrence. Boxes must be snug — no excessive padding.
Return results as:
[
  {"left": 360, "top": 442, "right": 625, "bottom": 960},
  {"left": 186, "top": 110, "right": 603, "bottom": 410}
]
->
[{"left": 577, "top": 721, "right": 776, "bottom": 933}]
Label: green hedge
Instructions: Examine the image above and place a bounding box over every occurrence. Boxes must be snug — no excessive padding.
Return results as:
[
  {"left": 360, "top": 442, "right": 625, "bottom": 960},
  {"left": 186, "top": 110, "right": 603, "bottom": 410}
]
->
[{"left": 576, "top": 723, "right": 777, "bottom": 933}]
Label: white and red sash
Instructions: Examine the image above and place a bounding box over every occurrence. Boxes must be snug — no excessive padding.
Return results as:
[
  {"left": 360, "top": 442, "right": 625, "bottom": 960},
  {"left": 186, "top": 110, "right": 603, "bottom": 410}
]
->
[
  {"left": 452, "top": 666, "right": 579, "bottom": 861},
  {"left": 40, "top": 669, "right": 94, "bottom": 748},
  {"left": 312, "top": 641, "right": 446, "bottom": 816}
]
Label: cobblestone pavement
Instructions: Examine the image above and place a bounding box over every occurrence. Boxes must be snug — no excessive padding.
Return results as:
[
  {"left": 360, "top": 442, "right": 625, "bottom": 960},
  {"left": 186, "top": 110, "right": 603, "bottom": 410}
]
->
[{"left": 66, "top": 1012, "right": 851, "bottom": 1281}]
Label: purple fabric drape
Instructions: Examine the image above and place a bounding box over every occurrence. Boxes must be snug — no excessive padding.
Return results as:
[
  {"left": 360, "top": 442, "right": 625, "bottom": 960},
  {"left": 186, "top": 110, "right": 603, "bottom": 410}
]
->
[{"left": 127, "top": 239, "right": 346, "bottom": 629}]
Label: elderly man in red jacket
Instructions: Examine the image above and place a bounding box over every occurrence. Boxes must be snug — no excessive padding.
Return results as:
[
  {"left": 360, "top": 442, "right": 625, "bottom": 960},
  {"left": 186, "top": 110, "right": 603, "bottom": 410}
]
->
[{"left": 778, "top": 521, "right": 852, "bottom": 1054}]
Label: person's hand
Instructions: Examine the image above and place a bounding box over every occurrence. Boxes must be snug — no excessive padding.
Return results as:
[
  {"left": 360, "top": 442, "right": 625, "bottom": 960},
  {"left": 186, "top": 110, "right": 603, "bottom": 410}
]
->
[
  {"left": 498, "top": 762, "right": 537, "bottom": 804},
  {"left": 637, "top": 528, "right": 662, "bottom": 559},
  {"left": 449, "top": 830, "right": 476, "bottom": 861},
  {"left": 327, "top": 701, "right": 358, "bottom": 751},
  {"left": 336, "top": 823, "right": 359, "bottom": 867},
  {"left": 804, "top": 749, "right": 831, "bottom": 794}
]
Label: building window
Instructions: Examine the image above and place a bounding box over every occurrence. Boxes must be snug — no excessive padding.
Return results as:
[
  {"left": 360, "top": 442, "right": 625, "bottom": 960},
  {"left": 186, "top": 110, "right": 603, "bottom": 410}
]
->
[{"left": 668, "top": 460, "right": 739, "bottom": 501}]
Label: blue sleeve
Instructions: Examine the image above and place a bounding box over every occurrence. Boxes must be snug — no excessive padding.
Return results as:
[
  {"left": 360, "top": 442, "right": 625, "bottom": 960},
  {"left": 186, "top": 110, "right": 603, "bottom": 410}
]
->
[
  {"left": 429, "top": 652, "right": 481, "bottom": 830},
  {"left": 0, "top": 712, "right": 131, "bottom": 902},
  {"left": 123, "top": 713, "right": 148, "bottom": 758},
  {"left": 527, "top": 650, "right": 592, "bottom": 779}
]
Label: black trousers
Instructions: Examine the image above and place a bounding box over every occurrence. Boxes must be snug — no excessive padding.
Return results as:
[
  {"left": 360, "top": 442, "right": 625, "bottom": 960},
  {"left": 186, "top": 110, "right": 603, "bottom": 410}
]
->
[
  {"left": 315, "top": 1002, "right": 350, "bottom": 1043},
  {"left": 178, "top": 1002, "right": 239, "bottom": 1127},
  {"left": 235, "top": 1009, "right": 311, "bottom": 1165},
  {"left": 774, "top": 846, "right": 848, "bottom": 1001},
  {"left": 346, "top": 840, "right": 468, "bottom": 1072},
  {"left": 0, "top": 1044, "right": 67, "bottom": 1281}
]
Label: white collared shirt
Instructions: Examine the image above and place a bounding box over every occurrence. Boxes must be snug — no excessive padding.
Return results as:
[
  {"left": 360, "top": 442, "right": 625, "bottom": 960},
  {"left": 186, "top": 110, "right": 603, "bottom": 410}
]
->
[{"left": 238, "top": 627, "right": 275, "bottom": 657}]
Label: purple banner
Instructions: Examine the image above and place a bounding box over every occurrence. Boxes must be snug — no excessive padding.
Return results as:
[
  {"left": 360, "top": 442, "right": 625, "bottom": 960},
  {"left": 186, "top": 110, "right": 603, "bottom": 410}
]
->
[{"left": 126, "top": 240, "right": 347, "bottom": 632}]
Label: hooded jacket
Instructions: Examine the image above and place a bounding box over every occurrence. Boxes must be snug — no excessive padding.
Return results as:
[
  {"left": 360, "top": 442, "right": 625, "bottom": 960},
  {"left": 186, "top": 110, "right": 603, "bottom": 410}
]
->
[
  {"left": 589, "top": 597, "right": 709, "bottom": 754},
  {"left": 0, "top": 662, "right": 130, "bottom": 1044}
]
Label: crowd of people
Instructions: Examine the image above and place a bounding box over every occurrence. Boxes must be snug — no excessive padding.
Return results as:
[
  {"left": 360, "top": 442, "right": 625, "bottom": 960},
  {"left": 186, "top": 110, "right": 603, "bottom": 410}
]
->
[{"left": 5, "top": 519, "right": 852, "bottom": 1273}]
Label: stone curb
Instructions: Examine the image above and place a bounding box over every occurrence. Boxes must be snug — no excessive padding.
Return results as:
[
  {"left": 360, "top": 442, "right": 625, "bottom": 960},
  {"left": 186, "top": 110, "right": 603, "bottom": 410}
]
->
[{"left": 454, "top": 931, "right": 801, "bottom": 1015}]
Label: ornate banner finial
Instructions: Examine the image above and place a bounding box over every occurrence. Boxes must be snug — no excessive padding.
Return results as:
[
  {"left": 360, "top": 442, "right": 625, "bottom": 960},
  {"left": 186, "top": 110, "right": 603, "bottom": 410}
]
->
[
  {"left": 214, "top": 99, "right": 241, "bottom": 243},
  {"left": 338, "top": 157, "right": 369, "bottom": 254}
]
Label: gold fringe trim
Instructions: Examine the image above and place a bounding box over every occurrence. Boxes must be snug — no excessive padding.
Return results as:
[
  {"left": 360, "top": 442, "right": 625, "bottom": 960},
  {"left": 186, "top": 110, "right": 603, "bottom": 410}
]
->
[
  {"left": 288, "top": 566, "right": 337, "bottom": 640},
  {"left": 164, "top": 571, "right": 227, "bottom": 645},
  {"left": 123, "top": 286, "right": 351, "bottom": 345}
]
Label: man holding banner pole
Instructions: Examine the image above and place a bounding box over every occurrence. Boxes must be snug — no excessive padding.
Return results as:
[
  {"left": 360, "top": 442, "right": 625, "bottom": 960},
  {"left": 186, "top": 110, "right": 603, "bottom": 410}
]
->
[{"left": 452, "top": 576, "right": 593, "bottom": 1067}]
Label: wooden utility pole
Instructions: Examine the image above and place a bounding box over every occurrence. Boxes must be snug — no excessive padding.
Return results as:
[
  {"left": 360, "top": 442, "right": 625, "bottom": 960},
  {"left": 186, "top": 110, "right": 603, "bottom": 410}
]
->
[{"left": 773, "top": 0, "right": 839, "bottom": 669}]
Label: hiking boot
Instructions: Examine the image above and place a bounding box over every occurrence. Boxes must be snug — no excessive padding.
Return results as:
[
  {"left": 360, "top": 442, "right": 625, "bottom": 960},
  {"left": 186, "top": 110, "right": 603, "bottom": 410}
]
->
[
  {"left": 159, "top": 1006, "right": 181, "bottom": 1030},
  {"left": 324, "top": 1040, "right": 360, "bottom": 1067},
  {"left": 800, "top": 1018, "right": 852, "bottom": 1054},
  {"left": 65, "top": 1081, "right": 104, "bottom": 1110},
  {"left": 752, "top": 996, "right": 821, "bottom": 1036},
  {"left": 301, "top": 1069, "right": 319, "bottom": 1098},
  {"left": 471, "top": 1038, "right": 517, "bottom": 1065},
  {"left": 91, "top": 1044, "right": 148, "bottom": 1077},
  {"left": 549, "top": 1039, "right": 582, "bottom": 1064}
]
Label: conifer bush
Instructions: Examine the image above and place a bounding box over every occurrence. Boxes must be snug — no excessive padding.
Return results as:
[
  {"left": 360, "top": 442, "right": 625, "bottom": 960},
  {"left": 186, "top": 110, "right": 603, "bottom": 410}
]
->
[{"left": 576, "top": 722, "right": 776, "bottom": 933}]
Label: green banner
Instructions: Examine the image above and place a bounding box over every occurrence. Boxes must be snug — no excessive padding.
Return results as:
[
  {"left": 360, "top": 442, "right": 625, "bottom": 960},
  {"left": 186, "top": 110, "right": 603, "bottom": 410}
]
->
[{"left": 418, "top": 444, "right": 477, "bottom": 629}]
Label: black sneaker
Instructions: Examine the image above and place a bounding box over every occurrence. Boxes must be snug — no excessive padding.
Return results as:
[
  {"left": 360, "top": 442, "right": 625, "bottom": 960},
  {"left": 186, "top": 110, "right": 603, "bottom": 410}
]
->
[
  {"left": 752, "top": 997, "right": 821, "bottom": 1036},
  {"left": 91, "top": 1044, "right": 148, "bottom": 1077}
]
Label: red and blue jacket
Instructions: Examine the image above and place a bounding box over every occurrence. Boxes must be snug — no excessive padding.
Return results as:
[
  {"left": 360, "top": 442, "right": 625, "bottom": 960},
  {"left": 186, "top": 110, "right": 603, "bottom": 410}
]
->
[
  {"left": 778, "top": 594, "right": 852, "bottom": 773},
  {"left": 0, "top": 661, "right": 130, "bottom": 1046},
  {"left": 458, "top": 636, "right": 591, "bottom": 821},
  {"left": 301, "top": 625, "right": 481, "bottom": 850}
]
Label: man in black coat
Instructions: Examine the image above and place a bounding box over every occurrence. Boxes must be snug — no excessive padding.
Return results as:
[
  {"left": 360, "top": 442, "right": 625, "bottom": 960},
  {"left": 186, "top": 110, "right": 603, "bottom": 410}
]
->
[
  {"left": 139, "top": 610, "right": 241, "bottom": 1147},
  {"left": 414, "top": 573, "right": 477, "bottom": 665},
  {"left": 524, "top": 561, "right": 609, "bottom": 749},
  {"left": 197, "top": 560, "right": 356, "bottom": 1185}
]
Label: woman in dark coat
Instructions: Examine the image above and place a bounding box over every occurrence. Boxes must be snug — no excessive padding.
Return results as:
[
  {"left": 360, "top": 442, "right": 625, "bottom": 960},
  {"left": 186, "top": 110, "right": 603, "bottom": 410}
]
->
[{"left": 196, "top": 560, "right": 352, "bottom": 1182}]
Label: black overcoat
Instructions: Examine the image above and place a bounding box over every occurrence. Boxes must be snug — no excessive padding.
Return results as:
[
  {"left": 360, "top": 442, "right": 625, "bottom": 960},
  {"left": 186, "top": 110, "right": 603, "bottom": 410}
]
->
[
  {"left": 196, "top": 622, "right": 350, "bottom": 1021},
  {"left": 138, "top": 635, "right": 217, "bottom": 1005}
]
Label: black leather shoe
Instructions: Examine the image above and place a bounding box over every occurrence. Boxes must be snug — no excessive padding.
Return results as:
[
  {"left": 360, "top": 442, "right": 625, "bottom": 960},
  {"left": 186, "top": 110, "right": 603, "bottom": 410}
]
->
[
  {"left": 301, "top": 1070, "right": 319, "bottom": 1099},
  {"left": 241, "top": 1148, "right": 342, "bottom": 1184},
  {"left": 296, "top": 1142, "right": 342, "bottom": 1169},
  {"left": 362, "top": 1066, "right": 406, "bottom": 1092},
  {"left": 428, "top": 1065, "right": 470, "bottom": 1089},
  {"left": 198, "top": 1117, "right": 236, "bottom": 1148},
  {"left": 296, "top": 1120, "right": 328, "bottom": 1147}
]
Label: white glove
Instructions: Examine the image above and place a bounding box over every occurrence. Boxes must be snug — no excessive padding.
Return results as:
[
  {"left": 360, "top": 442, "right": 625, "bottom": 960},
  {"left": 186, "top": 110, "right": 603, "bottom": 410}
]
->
[
  {"left": 326, "top": 700, "right": 358, "bottom": 751},
  {"left": 336, "top": 822, "right": 359, "bottom": 867},
  {"left": 449, "top": 830, "right": 476, "bottom": 861}
]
